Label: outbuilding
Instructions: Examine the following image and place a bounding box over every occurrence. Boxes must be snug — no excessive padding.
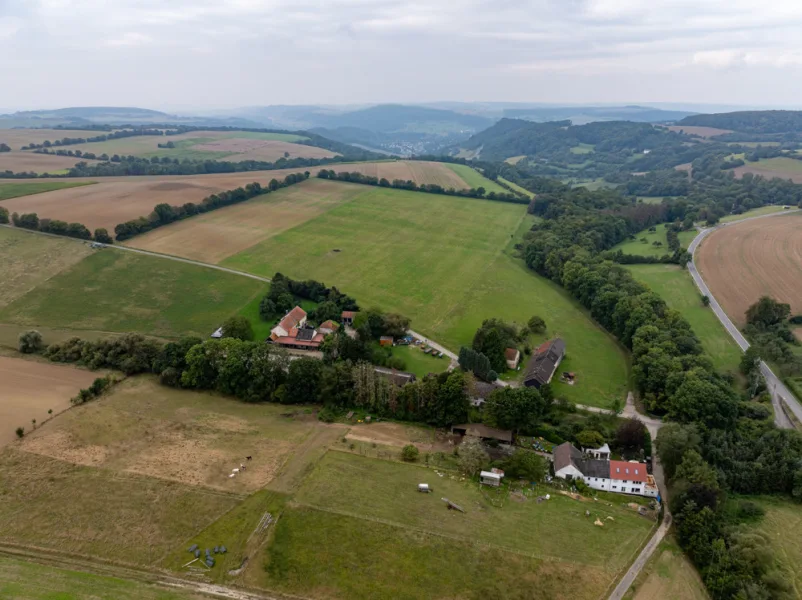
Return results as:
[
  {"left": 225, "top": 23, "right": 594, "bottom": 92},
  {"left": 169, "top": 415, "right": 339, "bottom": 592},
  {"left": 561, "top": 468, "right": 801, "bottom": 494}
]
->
[{"left": 480, "top": 471, "right": 502, "bottom": 487}]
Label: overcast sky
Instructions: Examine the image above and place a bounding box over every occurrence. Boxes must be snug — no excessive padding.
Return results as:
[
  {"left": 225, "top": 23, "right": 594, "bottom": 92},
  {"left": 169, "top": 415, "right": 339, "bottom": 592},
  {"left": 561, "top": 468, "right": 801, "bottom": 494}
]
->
[{"left": 3, "top": 0, "right": 802, "bottom": 110}]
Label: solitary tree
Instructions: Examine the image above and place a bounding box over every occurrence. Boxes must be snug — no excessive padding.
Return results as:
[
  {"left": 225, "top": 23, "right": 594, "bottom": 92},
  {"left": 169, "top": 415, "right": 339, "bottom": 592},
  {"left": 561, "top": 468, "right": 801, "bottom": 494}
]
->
[
  {"left": 701, "top": 295, "right": 710, "bottom": 307},
  {"left": 527, "top": 316, "right": 547, "bottom": 334},
  {"left": 457, "top": 436, "right": 489, "bottom": 476},
  {"left": 15, "top": 427, "right": 24, "bottom": 439},
  {"left": 401, "top": 444, "right": 419, "bottom": 462},
  {"left": 221, "top": 316, "right": 254, "bottom": 341},
  {"left": 18, "top": 330, "right": 44, "bottom": 354}
]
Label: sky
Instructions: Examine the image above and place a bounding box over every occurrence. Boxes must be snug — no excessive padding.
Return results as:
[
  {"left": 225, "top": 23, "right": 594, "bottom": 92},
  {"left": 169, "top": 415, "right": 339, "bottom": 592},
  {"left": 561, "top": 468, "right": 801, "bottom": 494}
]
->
[{"left": 2, "top": 0, "right": 802, "bottom": 110}]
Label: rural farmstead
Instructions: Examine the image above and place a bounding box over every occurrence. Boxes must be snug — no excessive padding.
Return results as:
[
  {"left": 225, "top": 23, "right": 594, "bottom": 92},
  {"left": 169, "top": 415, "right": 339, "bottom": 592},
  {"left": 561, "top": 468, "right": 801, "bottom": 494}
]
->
[{"left": 553, "top": 443, "right": 658, "bottom": 498}]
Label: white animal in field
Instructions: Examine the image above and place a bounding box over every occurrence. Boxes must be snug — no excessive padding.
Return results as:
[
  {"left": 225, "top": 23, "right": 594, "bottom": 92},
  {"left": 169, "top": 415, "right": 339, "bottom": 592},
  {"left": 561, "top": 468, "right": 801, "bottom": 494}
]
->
[{"left": 232, "top": 468, "right": 240, "bottom": 473}]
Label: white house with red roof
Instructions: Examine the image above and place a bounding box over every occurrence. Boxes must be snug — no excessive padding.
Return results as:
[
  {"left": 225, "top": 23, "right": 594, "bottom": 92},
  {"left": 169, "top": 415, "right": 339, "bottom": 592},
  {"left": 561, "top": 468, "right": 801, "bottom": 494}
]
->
[{"left": 552, "top": 442, "right": 658, "bottom": 498}]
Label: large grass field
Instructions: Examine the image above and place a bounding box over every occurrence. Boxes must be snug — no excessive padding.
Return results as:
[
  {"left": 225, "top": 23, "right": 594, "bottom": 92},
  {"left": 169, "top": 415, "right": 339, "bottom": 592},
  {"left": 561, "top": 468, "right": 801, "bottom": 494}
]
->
[
  {"left": 443, "top": 163, "right": 508, "bottom": 194},
  {"left": 613, "top": 224, "right": 696, "bottom": 257},
  {"left": 245, "top": 450, "right": 655, "bottom": 599},
  {"left": 0, "top": 557, "right": 208, "bottom": 600},
  {"left": 0, "top": 246, "right": 264, "bottom": 338},
  {"left": 625, "top": 264, "right": 742, "bottom": 373},
  {"left": 223, "top": 183, "right": 628, "bottom": 407},
  {"left": 0, "top": 180, "right": 94, "bottom": 200}
]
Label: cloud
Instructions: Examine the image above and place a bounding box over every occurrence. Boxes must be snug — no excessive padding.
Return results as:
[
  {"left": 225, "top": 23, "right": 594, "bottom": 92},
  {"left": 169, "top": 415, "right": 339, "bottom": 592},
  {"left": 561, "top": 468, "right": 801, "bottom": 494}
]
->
[{"left": 2, "top": 0, "right": 802, "bottom": 107}]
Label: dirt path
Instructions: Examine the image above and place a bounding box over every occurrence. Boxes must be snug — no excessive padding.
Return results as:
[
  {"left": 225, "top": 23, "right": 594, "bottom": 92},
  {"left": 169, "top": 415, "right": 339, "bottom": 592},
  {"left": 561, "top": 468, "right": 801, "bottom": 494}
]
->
[{"left": 266, "top": 424, "right": 347, "bottom": 493}]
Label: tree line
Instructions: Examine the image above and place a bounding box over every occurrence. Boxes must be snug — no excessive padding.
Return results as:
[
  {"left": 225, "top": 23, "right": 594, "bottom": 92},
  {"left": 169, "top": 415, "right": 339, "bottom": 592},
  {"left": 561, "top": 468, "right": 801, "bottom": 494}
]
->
[
  {"left": 114, "top": 173, "right": 308, "bottom": 241},
  {"left": 21, "top": 128, "right": 172, "bottom": 150},
  {"left": 1, "top": 207, "right": 110, "bottom": 243},
  {"left": 316, "top": 169, "right": 528, "bottom": 204},
  {"left": 520, "top": 180, "right": 802, "bottom": 599}
]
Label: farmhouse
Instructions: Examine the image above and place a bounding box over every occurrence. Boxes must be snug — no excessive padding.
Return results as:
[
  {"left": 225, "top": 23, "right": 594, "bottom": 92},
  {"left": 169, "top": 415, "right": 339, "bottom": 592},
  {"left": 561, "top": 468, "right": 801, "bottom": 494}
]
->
[
  {"left": 270, "top": 306, "right": 325, "bottom": 350},
  {"left": 341, "top": 311, "right": 356, "bottom": 325},
  {"left": 524, "top": 338, "right": 565, "bottom": 388},
  {"left": 451, "top": 423, "right": 513, "bottom": 445},
  {"left": 552, "top": 442, "right": 658, "bottom": 498},
  {"left": 468, "top": 381, "right": 503, "bottom": 407},
  {"left": 318, "top": 320, "right": 340, "bottom": 334},
  {"left": 505, "top": 348, "right": 521, "bottom": 369}
]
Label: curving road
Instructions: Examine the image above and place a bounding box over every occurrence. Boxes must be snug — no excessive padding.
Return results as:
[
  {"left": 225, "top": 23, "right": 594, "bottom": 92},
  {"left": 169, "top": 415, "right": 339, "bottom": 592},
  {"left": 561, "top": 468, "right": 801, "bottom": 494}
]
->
[{"left": 686, "top": 210, "right": 802, "bottom": 429}]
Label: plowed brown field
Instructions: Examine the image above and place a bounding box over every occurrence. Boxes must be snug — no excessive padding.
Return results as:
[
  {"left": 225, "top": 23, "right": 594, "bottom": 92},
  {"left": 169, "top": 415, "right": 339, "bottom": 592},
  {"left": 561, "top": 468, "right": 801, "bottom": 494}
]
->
[
  {"left": 0, "top": 161, "right": 470, "bottom": 233},
  {"left": 697, "top": 214, "right": 802, "bottom": 325},
  {"left": 0, "top": 356, "right": 98, "bottom": 447},
  {"left": 193, "top": 139, "right": 337, "bottom": 161}
]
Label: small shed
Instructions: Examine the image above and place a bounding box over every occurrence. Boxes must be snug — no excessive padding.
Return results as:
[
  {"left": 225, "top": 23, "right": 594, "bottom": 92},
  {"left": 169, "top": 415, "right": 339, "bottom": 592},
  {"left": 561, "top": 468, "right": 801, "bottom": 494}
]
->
[
  {"left": 480, "top": 471, "right": 502, "bottom": 487},
  {"left": 341, "top": 311, "right": 356, "bottom": 325},
  {"left": 418, "top": 483, "right": 431, "bottom": 493},
  {"left": 380, "top": 336, "right": 394, "bottom": 347}
]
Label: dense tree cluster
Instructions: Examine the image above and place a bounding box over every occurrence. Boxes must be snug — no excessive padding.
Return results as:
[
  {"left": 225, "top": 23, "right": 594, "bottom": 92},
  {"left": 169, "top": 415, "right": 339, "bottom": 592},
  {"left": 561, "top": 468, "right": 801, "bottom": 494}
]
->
[
  {"left": 259, "top": 272, "right": 358, "bottom": 321},
  {"left": 472, "top": 318, "right": 523, "bottom": 373},
  {"left": 114, "top": 174, "right": 307, "bottom": 241},
  {"left": 9, "top": 211, "right": 99, "bottom": 242},
  {"left": 678, "top": 110, "right": 802, "bottom": 134},
  {"left": 458, "top": 346, "right": 497, "bottom": 382},
  {"left": 317, "top": 169, "right": 527, "bottom": 204},
  {"left": 0, "top": 143, "right": 10, "bottom": 152},
  {"left": 742, "top": 297, "right": 802, "bottom": 380}
]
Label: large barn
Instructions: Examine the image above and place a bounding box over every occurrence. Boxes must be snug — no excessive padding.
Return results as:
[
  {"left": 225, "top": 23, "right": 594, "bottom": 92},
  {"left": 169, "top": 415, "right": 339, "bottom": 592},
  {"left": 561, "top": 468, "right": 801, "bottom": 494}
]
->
[{"left": 523, "top": 338, "right": 565, "bottom": 388}]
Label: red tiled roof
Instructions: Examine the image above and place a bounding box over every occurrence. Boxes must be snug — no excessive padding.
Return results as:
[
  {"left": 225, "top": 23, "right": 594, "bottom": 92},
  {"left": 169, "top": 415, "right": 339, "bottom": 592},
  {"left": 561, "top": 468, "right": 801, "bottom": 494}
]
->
[
  {"left": 319, "top": 320, "right": 339, "bottom": 330},
  {"left": 342, "top": 311, "right": 355, "bottom": 318},
  {"left": 505, "top": 348, "right": 520, "bottom": 361},
  {"left": 609, "top": 460, "right": 647, "bottom": 483},
  {"left": 277, "top": 306, "right": 307, "bottom": 332},
  {"left": 273, "top": 336, "right": 322, "bottom": 348}
]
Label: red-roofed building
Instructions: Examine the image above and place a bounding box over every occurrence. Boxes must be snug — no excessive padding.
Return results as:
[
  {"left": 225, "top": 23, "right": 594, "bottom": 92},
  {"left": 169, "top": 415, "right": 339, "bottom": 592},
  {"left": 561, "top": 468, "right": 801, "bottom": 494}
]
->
[
  {"left": 505, "top": 348, "right": 521, "bottom": 369},
  {"left": 270, "top": 306, "right": 327, "bottom": 350},
  {"left": 341, "top": 311, "right": 356, "bottom": 325},
  {"left": 271, "top": 306, "right": 308, "bottom": 340}
]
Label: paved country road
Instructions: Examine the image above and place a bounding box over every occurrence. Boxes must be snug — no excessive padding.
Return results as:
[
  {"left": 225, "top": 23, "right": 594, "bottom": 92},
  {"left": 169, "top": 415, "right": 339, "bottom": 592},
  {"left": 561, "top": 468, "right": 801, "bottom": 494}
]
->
[{"left": 686, "top": 210, "right": 802, "bottom": 429}]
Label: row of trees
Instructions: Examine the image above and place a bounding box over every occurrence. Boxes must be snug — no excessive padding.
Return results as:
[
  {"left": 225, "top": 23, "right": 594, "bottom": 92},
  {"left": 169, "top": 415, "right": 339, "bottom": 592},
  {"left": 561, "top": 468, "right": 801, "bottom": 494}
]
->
[
  {"left": 2, "top": 208, "right": 110, "bottom": 243},
  {"left": 21, "top": 128, "right": 171, "bottom": 150},
  {"left": 458, "top": 347, "right": 497, "bottom": 382},
  {"left": 0, "top": 143, "right": 10, "bottom": 152},
  {"left": 317, "top": 169, "right": 528, "bottom": 204},
  {"left": 114, "top": 174, "right": 308, "bottom": 241}
]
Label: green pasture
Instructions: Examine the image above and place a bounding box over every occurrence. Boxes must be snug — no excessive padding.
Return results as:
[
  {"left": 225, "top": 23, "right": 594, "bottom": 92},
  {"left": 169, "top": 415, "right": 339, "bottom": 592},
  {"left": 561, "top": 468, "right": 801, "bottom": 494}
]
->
[
  {"left": 499, "top": 176, "right": 535, "bottom": 198},
  {"left": 223, "top": 183, "right": 628, "bottom": 407},
  {"left": 570, "top": 143, "right": 595, "bottom": 154},
  {"left": 390, "top": 343, "right": 449, "bottom": 377},
  {"left": 612, "top": 224, "right": 695, "bottom": 258},
  {"left": 0, "top": 249, "right": 264, "bottom": 339},
  {"left": 720, "top": 205, "right": 791, "bottom": 222},
  {"left": 0, "top": 181, "right": 94, "bottom": 201},
  {"left": 625, "top": 264, "right": 742, "bottom": 373},
  {"left": 443, "top": 163, "right": 508, "bottom": 194}
]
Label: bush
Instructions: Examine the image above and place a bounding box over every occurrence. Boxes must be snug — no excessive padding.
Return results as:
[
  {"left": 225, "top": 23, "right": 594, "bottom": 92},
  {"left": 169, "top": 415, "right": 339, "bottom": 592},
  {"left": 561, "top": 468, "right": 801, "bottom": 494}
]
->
[
  {"left": 0, "top": 206, "right": 8, "bottom": 224},
  {"left": 401, "top": 444, "right": 420, "bottom": 462},
  {"left": 94, "top": 228, "right": 113, "bottom": 244},
  {"left": 18, "top": 330, "right": 44, "bottom": 354},
  {"left": 318, "top": 407, "right": 336, "bottom": 423},
  {"left": 15, "top": 427, "right": 24, "bottom": 439},
  {"left": 221, "top": 315, "right": 254, "bottom": 341},
  {"left": 734, "top": 500, "right": 766, "bottom": 522},
  {"left": 527, "top": 316, "right": 546, "bottom": 334}
]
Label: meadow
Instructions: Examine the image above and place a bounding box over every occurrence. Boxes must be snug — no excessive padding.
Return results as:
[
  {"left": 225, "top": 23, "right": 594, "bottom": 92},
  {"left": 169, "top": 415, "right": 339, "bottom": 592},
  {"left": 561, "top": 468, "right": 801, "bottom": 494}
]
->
[
  {"left": 443, "top": 163, "right": 508, "bottom": 193},
  {"left": 719, "top": 205, "right": 791, "bottom": 222},
  {"left": 127, "top": 179, "right": 369, "bottom": 263},
  {"left": 697, "top": 213, "right": 802, "bottom": 326},
  {"left": 0, "top": 151, "right": 95, "bottom": 174},
  {"left": 0, "top": 248, "right": 264, "bottom": 338},
  {"left": 0, "top": 557, "right": 208, "bottom": 600},
  {"left": 222, "top": 183, "right": 628, "bottom": 407},
  {"left": 499, "top": 175, "right": 535, "bottom": 198},
  {"left": 625, "top": 264, "right": 742, "bottom": 373},
  {"left": 625, "top": 536, "right": 709, "bottom": 600},
  {"left": 734, "top": 156, "right": 802, "bottom": 183},
  {"left": 612, "top": 224, "right": 696, "bottom": 257},
  {"left": 389, "top": 343, "right": 449, "bottom": 377}
]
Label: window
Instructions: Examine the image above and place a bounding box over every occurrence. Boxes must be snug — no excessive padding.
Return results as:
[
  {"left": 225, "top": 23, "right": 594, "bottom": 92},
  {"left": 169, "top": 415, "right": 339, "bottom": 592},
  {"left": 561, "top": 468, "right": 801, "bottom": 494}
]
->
[{"left": 612, "top": 486, "right": 617, "bottom": 490}]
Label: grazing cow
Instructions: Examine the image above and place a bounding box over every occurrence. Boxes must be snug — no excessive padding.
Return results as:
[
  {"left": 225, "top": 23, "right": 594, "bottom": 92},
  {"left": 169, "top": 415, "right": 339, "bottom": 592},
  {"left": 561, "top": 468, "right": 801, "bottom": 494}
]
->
[{"left": 246, "top": 456, "right": 252, "bottom": 461}]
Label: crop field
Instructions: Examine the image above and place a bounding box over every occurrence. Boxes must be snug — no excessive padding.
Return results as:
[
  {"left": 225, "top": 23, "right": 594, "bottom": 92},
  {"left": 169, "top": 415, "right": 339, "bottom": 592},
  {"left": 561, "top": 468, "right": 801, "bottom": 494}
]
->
[
  {"left": 63, "top": 130, "right": 310, "bottom": 160},
  {"left": 332, "top": 160, "right": 471, "bottom": 189},
  {"left": 0, "top": 356, "right": 98, "bottom": 448},
  {"left": 625, "top": 265, "right": 741, "bottom": 372},
  {"left": 625, "top": 536, "right": 708, "bottom": 600},
  {"left": 0, "top": 226, "right": 92, "bottom": 309},
  {"left": 697, "top": 213, "right": 802, "bottom": 325},
  {"left": 0, "top": 128, "right": 98, "bottom": 149},
  {"left": 223, "top": 183, "right": 628, "bottom": 407},
  {"left": 666, "top": 125, "right": 732, "bottom": 138},
  {"left": 250, "top": 451, "right": 654, "bottom": 600},
  {"left": 0, "top": 556, "right": 209, "bottom": 600},
  {"left": 0, "top": 448, "right": 240, "bottom": 565},
  {"left": 612, "top": 224, "right": 696, "bottom": 257},
  {"left": 0, "top": 180, "right": 93, "bottom": 200},
  {"left": 191, "top": 139, "right": 336, "bottom": 162},
  {"left": 127, "top": 179, "right": 368, "bottom": 263},
  {"left": 0, "top": 151, "right": 95, "bottom": 174},
  {"left": 0, "top": 248, "right": 264, "bottom": 338},
  {"left": 20, "top": 376, "right": 318, "bottom": 493},
  {"left": 734, "top": 156, "right": 802, "bottom": 183}
]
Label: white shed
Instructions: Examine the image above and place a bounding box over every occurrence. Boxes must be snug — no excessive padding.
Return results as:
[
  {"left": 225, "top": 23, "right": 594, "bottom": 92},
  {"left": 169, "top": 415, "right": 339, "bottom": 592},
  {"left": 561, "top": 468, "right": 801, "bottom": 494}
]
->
[{"left": 480, "top": 471, "right": 502, "bottom": 487}]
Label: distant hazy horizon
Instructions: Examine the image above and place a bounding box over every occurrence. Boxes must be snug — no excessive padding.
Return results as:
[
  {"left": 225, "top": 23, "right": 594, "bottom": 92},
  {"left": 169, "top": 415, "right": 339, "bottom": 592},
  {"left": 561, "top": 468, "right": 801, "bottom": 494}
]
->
[{"left": 2, "top": 1, "right": 802, "bottom": 109}]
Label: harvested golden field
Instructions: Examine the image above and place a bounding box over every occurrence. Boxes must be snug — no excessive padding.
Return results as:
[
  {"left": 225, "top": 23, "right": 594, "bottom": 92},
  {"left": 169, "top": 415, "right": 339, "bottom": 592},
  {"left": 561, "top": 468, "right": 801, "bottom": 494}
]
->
[
  {"left": 0, "top": 151, "right": 92, "bottom": 174},
  {"left": 0, "top": 225, "right": 92, "bottom": 309},
  {"left": 0, "top": 128, "right": 98, "bottom": 150},
  {"left": 127, "top": 178, "right": 366, "bottom": 263},
  {"left": 0, "top": 356, "right": 98, "bottom": 448},
  {"left": 334, "top": 160, "right": 470, "bottom": 189},
  {"left": 666, "top": 125, "right": 732, "bottom": 138},
  {"left": 20, "top": 376, "right": 318, "bottom": 493},
  {"left": 697, "top": 213, "right": 802, "bottom": 325},
  {"left": 192, "top": 139, "right": 337, "bottom": 162}
]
